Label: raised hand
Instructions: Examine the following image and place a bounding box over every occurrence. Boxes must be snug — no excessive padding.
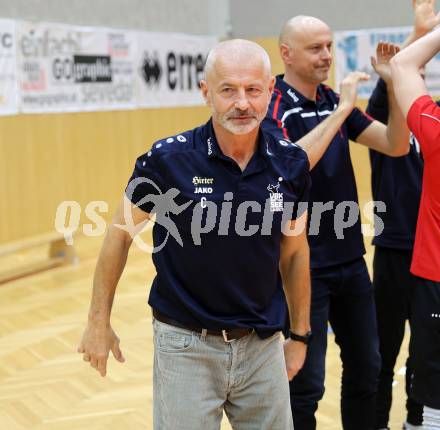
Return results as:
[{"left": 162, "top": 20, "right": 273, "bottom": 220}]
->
[
  {"left": 413, "top": 0, "right": 440, "bottom": 36},
  {"left": 338, "top": 71, "right": 370, "bottom": 112},
  {"left": 371, "top": 42, "right": 400, "bottom": 84}
]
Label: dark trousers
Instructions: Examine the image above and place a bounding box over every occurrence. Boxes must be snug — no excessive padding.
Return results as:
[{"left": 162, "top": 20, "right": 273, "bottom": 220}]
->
[
  {"left": 287, "top": 257, "right": 381, "bottom": 430},
  {"left": 373, "top": 247, "right": 423, "bottom": 428},
  {"left": 410, "top": 276, "right": 440, "bottom": 410}
]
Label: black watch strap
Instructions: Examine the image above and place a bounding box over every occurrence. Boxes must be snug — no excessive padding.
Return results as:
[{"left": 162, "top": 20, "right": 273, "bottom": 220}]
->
[{"left": 289, "top": 330, "right": 313, "bottom": 345}]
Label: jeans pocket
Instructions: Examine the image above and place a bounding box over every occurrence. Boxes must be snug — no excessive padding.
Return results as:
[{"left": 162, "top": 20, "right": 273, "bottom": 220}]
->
[{"left": 157, "top": 331, "right": 194, "bottom": 353}]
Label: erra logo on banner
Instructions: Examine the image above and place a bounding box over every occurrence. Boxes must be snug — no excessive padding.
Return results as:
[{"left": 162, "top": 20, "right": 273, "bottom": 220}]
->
[
  {"left": 141, "top": 50, "right": 206, "bottom": 91},
  {"left": 166, "top": 52, "right": 205, "bottom": 91},
  {"left": 141, "top": 51, "right": 162, "bottom": 87}
]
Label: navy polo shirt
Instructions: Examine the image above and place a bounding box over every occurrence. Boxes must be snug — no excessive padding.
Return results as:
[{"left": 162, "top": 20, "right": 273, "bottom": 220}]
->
[
  {"left": 367, "top": 78, "right": 424, "bottom": 250},
  {"left": 262, "top": 75, "right": 373, "bottom": 268},
  {"left": 126, "top": 119, "right": 310, "bottom": 336}
]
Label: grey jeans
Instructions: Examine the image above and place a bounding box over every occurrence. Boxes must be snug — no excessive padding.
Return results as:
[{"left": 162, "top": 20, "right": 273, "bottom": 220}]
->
[{"left": 153, "top": 318, "right": 293, "bottom": 430}]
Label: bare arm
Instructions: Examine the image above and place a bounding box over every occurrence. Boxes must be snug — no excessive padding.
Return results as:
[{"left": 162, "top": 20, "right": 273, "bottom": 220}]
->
[
  {"left": 279, "top": 211, "right": 311, "bottom": 380},
  {"left": 404, "top": 0, "right": 440, "bottom": 48},
  {"left": 295, "top": 72, "right": 369, "bottom": 169},
  {"left": 366, "top": 0, "right": 440, "bottom": 123},
  {"left": 356, "top": 42, "right": 410, "bottom": 156},
  {"left": 391, "top": 29, "right": 440, "bottom": 117},
  {"left": 388, "top": 0, "right": 440, "bottom": 117},
  {"left": 77, "top": 195, "right": 150, "bottom": 377}
]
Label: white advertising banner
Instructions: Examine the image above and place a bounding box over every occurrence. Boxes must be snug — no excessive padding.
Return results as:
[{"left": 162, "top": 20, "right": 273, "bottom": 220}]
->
[
  {"left": 136, "top": 32, "right": 217, "bottom": 108},
  {"left": 17, "top": 21, "right": 138, "bottom": 113},
  {"left": 334, "top": 26, "right": 440, "bottom": 98},
  {"left": 0, "top": 18, "right": 19, "bottom": 115}
]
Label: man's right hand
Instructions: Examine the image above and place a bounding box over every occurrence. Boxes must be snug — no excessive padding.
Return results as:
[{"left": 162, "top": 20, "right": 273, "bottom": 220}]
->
[
  {"left": 77, "top": 323, "right": 125, "bottom": 377},
  {"left": 338, "top": 71, "right": 370, "bottom": 113}
]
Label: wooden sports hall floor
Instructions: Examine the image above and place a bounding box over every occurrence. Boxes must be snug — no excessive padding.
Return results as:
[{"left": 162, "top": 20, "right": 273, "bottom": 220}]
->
[{"left": 0, "top": 234, "right": 410, "bottom": 430}]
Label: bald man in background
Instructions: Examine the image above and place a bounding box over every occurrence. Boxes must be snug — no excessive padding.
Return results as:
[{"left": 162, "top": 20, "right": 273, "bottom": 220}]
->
[
  {"left": 263, "top": 15, "right": 410, "bottom": 430},
  {"left": 78, "top": 39, "right": 311, "bottom": 430}
]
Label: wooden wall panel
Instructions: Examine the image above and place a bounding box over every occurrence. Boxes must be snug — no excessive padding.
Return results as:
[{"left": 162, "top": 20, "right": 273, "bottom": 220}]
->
[{"left": 0, "top": 107, "right": 210, "bottom": 243}]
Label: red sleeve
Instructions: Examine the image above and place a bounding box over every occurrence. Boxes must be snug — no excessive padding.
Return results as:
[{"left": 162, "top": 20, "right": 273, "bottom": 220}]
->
[{"left": 407, "top": 95, "right": 440, "bottom": 158}]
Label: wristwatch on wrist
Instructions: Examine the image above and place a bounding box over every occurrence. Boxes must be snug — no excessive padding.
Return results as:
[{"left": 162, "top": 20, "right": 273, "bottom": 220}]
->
[{"left": 289, "top": 330, "right": 313, "bottom": 345}]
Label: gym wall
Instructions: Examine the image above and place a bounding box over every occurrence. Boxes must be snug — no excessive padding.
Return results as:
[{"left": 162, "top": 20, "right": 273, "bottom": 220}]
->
[
  {"left": 1, "top": 0, "right": 402, "bottom": 242},
  {"left": 231, "top": 0, "right": 416, "bottom": 38},
  {"left": 0, "top": 0, "right": 230, "bottom": 242}
]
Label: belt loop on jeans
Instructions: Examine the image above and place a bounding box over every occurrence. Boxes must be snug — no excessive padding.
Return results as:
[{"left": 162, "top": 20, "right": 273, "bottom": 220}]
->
[
  {"left": 201, "top": 328, "right": 207, "bottom": 340},
  {"left": 222, "top": 330, "right": 235, "bottom": 343}
]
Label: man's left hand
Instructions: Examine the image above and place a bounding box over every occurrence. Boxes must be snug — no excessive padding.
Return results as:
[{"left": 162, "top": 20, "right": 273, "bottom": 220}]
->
[{"left": 283, "top": 338, "right": 307, "bottom": 381}]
